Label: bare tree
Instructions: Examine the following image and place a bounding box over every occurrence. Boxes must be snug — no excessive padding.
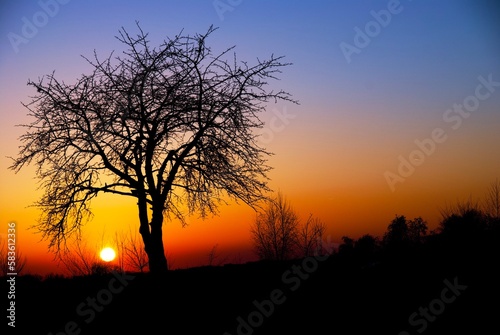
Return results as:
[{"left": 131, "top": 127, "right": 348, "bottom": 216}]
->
[
  {"left": 0, "top": 236, "right": 27, "bottom": 276},
  {"left": 251, "top": 192, "right": 300, "bottom": 261},
  {"left": 9, "top": 24, "right": 297, "bottom": 273},
  {"left": 58, "top": 237, "right": 106, "bottom": 276},
  {"left": 483, "top": 179, "right": 500, "bottom": 219},
  {"left": 297, "top": 214, "right": 326, "bottom": 257},
  {"left": 115, "top": 228, "right": 148, "bottom": 273}
]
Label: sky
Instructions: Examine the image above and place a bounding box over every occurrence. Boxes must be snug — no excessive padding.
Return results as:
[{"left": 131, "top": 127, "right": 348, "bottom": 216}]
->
[{"left": 1, "top": 0, "right": 499, "bottom": 276}]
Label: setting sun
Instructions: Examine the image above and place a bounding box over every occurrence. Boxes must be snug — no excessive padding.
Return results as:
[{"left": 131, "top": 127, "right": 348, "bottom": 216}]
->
[{"left": 100, "top": 247, "right": 116, "bottom": 262}]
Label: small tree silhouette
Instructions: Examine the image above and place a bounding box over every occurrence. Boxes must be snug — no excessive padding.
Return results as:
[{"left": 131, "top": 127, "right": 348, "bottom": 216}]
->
[
  {"left": 251, "top": 192, "right": 299, "bottom": 261},
  {"left": 338, "top": 236, "right": 355, "bottom": 256},
  {"left": 439, "top": 199, "right": 487, "bottom": 239},
  {"left": 407, "top": 216, "right": 428, "bottom": 244},
  {"left": 251, "top": 192, "right": 326, "bottom": 260},
  {"left": 354, "top": 234, "right": 379, "bottom": 258},
  {"left": 383, "top": 215, "right": 410, "bottom": 249},
  {"left": 206, "top": 243, "right": 228, "bottom": 266},
  {"left": 297, "top": 214, "right": 327, "bottom": 257},
  {"left": 115, "top": 228, "right": 148, "bottom": 273},
  {"left": 382, "top": 215, "right": 429, "bottom": 251},
  {"left": 58, "top": 237, "right": 102, "bottom": 276}
]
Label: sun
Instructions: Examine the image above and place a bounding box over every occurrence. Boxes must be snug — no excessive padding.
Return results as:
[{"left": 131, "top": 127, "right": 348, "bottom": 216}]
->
[{"left": 100, "top": 247, "right": 116, "bottom": 262}]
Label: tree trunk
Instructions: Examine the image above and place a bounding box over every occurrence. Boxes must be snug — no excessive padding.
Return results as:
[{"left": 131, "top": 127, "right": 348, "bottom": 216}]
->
[
  {"left": 146, "top": 217, "right": 168, "bottom": 274},
  {"left": 138, "top": 198, "right": 169, "bottom": 274},
  {"left": 145, "top": 235, "right": 168, "bottom": 274}
]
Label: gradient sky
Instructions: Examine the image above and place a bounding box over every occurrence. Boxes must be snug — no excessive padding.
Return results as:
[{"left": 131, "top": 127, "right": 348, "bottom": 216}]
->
[{"left": 1, "top": 0, "right": 499, "bottom": 275}]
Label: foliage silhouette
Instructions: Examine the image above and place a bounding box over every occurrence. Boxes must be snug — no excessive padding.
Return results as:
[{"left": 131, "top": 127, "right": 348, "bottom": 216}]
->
[
  {"left": 9, "top": 24, "right": 297, "bottom": 273},
  {"left": 382, "top": 215, "right": 428, "bottom": 253},
  {"left": 438, "top": 199, "right": 489, "bottom": 247}
]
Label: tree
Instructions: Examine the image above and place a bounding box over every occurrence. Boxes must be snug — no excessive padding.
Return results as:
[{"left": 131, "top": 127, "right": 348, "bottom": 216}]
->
[
  {"left": 251, "top": 192, "right": 326, "bottom": 260},
  {"left": 251, "top": 192, "right": 299, "bottom": 261},
  {"left": 297, "top": 214, "right": 327, "bottom": 257},
  {"left": 383, "top": 215, "right": 428, "bottom": 249},
  {"left": 354, "top": 234, "right": 379, "bottom": 257},
  {"left": 59, "top": 237, "right": 109, "bottom": 276},
  {"left": 338, "top": 236, "right": 354, "bottom": 255},
  {"left": 439, "top": 199, "right": 487, "bottom": 239},
  {"left": 115, "top": 228, "right": 149, "bottom": 273},
  {"left": 9, "top": 24, "right": 297, "bottom": 274},
  {"left": 407, "top": 216, "right": 428, "bottom": 244},
  {"left": 383, "top": 215, "right": 410, "bottom": 248}
]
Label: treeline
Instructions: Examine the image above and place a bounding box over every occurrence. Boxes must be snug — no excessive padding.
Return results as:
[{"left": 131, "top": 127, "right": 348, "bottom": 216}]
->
[
  {"left": 251, "top": 180, "right": 500, "bottom": 265},
  {"left": 338, "top": 205, "right": 499, "bottom": 262}
]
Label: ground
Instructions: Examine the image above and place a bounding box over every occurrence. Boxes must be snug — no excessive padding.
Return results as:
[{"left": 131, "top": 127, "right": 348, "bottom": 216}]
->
[{"left": 8, "top": 237, "right": 499, "bottom": 334}]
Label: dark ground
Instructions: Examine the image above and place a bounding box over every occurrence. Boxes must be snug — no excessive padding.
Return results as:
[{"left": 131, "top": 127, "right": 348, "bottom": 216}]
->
[{"left": 4, "top": 232, "right": 499, "bottom": 335}]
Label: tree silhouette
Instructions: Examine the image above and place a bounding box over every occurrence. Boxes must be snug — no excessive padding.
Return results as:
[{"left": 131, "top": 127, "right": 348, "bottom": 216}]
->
[
  {"left": 297, "top": 214, "right": 327, "bottom": 257},
  {"left": 251, "top": 192, "right": 326, "bottom": 260},
  {"left": 206, "top": 243, "right": 228, "bottom": 266},
  {"left": 58, "top": 237, "right": 107, "bottom": 276},
  {"left": 115, "top": 228, "right": 149, "bottom": 273},
  {"left": 382, "top": 215, "right": 428, "bottom": 251},
  {"left": 9, "top": 24, "right": 297, "bottom": 274},
  {"left": 338, "top": 236, "right": 355, "bottom": 256},
  {"left": 251, "top": 192, "right": 299, "bottom": 261},
  {"left": 383, "top": 215, "right": 410, "bottom": 249},
  {"left": 439, "top": 200, "right": 487, "bottom": 240},
  {"left": 354, "top": 234, "right": 379, "bottom": 258},
  {"left": 407, "top": 216, "right": 428, "bottom": 244}
]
